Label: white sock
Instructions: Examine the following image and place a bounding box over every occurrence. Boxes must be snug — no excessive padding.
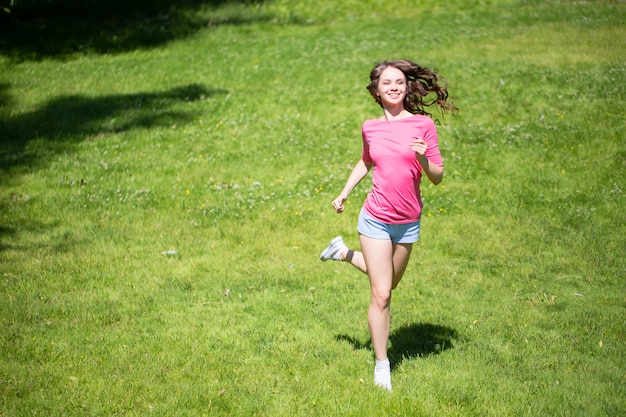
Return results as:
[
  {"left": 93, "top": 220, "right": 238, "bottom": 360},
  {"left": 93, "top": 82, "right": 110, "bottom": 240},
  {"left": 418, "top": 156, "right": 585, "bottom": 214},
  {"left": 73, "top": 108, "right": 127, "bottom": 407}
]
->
[{"left": 374, "top": 358, "right": 392, "bottom": 392}]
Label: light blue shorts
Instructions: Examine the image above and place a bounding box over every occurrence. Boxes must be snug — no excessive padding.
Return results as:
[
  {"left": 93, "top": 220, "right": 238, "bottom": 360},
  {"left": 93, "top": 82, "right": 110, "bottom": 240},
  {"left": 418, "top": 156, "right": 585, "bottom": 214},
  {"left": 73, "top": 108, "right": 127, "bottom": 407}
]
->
[{"left": 357, "top": 208, "right": 420, "bottom": 244}]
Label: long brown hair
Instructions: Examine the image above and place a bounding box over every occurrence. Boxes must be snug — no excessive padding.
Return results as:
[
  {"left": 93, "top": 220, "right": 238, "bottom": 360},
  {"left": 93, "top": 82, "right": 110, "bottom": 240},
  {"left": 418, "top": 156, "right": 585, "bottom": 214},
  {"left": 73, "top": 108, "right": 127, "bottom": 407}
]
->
[{"left": 366, "top": 60, "right": 458, "bottom": 120}]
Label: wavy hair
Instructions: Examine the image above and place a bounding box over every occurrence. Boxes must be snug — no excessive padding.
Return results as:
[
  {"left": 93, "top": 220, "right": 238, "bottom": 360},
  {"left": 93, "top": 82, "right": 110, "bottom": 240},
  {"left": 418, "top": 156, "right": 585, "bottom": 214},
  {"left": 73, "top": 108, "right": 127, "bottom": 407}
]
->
[{"left": 366, "top": 60, "right": 458, "bottom": 120}]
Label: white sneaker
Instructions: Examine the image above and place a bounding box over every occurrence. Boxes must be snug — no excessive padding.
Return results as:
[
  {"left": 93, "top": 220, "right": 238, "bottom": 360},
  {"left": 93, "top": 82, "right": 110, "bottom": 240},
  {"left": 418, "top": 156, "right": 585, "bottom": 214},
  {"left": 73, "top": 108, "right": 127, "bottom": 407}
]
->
[
  {"left": 374, "top": 359, "right": 392, "bottom": 392},
  {"left": 319, "top": 236, "right": 347, "bottom": 262},
  {"left": 374, "top": 378, "right": 392, "bottom": 392},
  {"left": 374, "top": 369, "right": 392, "bottom": 392}
]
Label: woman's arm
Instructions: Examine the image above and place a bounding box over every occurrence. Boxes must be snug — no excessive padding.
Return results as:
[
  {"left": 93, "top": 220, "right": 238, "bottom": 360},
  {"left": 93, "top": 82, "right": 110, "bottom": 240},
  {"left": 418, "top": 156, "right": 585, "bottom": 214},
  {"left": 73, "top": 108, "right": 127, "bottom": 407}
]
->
[
  {"left": 332, "top": 159, "right": 372, "bottom": 213},
  {"left": 410, "top": 139, "right": 444, "bottom": 185},
  {"left": 417, "top": 154, "right": 444, "bottom": 185}
]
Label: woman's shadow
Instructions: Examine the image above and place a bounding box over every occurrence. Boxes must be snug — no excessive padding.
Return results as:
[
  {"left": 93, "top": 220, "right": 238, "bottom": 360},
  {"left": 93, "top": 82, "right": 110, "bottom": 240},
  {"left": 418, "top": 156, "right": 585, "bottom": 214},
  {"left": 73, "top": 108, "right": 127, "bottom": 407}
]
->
[{"left": 336, "top": 323, "right": 459, "bottom": 369}]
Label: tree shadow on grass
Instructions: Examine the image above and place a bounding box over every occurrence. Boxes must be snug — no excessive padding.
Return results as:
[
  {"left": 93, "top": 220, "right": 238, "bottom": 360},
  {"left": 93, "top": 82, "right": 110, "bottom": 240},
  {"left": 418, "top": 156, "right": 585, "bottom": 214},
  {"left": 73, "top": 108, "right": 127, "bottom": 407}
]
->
[
  {"left": 0, "top": 83, "right": 11, "bottom": 109},
  {"left": 0, "top": 82, "right": 227, "bottom": 250},
  {"left": 0, "top": 0, "right": 281, "bottom": 61},
  {"left": 1, "top": 83, "right": 228, "bottom": 171},
  {"left": 336, "top": 323, "right": 460, "bottom": 369}
]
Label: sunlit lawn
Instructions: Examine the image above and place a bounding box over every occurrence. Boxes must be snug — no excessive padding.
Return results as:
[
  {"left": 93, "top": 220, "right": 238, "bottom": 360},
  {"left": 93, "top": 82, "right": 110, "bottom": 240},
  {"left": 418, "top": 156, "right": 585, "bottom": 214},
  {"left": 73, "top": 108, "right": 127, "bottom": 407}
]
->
[{"left": 1, "top": 1, "right": 624, "bottom": 416}]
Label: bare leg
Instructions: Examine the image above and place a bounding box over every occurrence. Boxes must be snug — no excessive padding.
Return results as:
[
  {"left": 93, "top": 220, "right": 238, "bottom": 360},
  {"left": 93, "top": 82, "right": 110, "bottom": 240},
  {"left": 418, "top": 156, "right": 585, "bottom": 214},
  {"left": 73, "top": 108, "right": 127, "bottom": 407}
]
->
[
  {"left": 340, "top": 239, "right": 412, "bottom": 283},
  {"left": 391, "top": 242, "right": 412, "bottom": 289},
  {"left": 360, "top": 236, "right": 394, "bottom": 360},
  {"left": 340, "top": 248, "right": 367, "bottom": 273},
  {"left": 358, "top": 236, "right": 413, "bottom": 360}
]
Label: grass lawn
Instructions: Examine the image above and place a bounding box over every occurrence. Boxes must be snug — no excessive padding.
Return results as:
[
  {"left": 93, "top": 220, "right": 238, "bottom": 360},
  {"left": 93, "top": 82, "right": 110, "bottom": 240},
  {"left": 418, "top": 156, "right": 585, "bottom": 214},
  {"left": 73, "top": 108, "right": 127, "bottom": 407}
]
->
[{"left": 1, "top": 0, "right": 624, "bottom": 415}]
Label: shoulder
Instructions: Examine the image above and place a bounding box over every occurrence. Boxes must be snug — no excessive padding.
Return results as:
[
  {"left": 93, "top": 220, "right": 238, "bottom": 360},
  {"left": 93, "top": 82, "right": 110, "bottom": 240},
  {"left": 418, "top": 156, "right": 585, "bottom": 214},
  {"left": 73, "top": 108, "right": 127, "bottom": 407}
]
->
[
  {"left": 361, "top": 118, "right": 383, "bottom": 135},
  {"left": 409, "top": 115, "right": 437, "bottom": 135},
  {"left": 362, "top": 118, "right": 382, "bottom": 127},
  {"left": 410, "top": 114, "right": 435, "bottom": 126}
]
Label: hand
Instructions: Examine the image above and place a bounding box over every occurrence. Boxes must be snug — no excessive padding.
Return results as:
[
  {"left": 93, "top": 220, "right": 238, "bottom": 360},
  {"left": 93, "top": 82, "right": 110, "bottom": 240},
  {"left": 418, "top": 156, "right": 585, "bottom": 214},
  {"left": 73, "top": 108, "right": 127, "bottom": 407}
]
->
[
  {"left": 409, "top": 138, "right": 428, "bottom": 156},
  {"left": 331, "top": 194, "right": 347, "bottom": 213}
]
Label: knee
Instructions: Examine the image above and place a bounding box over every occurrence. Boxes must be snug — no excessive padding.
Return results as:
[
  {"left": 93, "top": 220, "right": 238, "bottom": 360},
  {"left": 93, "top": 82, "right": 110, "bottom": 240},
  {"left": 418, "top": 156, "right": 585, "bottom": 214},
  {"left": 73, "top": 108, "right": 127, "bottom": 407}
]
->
[{"left": 371, "top": 288, "right": 392, "bottom": 309}]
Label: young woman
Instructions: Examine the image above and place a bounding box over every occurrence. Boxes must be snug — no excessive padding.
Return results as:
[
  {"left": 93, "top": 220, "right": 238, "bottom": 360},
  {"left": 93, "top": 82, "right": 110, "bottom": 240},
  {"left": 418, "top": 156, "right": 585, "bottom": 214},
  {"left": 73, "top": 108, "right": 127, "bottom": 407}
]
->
[{"left": 320, "top": 60, "right": 457, "bottom": 392}]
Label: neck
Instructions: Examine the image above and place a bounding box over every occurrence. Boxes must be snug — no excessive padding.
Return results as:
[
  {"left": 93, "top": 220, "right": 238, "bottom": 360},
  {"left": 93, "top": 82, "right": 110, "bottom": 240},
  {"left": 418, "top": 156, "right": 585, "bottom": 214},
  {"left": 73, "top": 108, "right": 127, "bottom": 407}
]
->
[{"left": 383, "top": 106, "right": 412, "bottom": 121}]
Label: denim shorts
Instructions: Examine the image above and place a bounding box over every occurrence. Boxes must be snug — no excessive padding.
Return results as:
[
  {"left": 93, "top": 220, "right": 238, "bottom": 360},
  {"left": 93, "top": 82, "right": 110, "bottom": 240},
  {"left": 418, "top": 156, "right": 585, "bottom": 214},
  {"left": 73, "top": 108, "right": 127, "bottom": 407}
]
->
[{"left": 357, "top": 208, "right": 420, "bottom": 244}]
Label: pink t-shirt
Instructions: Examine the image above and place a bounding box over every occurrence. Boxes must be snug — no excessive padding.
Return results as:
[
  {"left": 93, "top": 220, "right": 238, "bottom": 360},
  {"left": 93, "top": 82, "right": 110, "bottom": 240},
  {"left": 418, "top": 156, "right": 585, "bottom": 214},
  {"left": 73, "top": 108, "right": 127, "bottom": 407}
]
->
[{"left": 361, "top": 114, "right": 443, "bottom": 224}]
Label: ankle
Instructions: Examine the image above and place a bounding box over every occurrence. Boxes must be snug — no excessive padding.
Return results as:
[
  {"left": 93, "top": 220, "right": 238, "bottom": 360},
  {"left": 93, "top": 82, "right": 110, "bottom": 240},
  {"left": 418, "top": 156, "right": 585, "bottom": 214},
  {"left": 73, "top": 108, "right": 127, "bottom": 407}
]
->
[
  {"left": 375, "top": 358, "right": 390, "bottom": 370},
  {"left": 343, "top": 249, "right": 354, "bottom": 262}
]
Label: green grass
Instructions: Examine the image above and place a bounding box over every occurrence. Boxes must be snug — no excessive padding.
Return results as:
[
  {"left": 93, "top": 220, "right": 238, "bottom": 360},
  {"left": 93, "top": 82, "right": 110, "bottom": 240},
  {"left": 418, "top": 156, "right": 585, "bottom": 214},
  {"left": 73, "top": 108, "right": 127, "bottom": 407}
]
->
[{"left": 1, "top": 0, "right": 625, "bottom": 416}]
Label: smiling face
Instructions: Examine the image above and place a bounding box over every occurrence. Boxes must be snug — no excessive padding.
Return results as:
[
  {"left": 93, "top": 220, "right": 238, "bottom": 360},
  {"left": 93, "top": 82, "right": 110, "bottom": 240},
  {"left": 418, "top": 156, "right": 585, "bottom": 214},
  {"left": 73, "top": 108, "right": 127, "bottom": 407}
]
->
[{"left": 376, "top": 66, "right": 408, "bottom": 110}]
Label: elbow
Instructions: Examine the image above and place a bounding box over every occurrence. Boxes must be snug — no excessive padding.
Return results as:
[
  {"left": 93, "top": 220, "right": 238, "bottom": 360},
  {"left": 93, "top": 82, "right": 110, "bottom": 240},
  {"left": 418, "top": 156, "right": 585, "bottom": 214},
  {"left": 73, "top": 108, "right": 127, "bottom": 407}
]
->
[
  {"left": 430, "top": 170, "right": 444, "bottom": 185},
  {"left": 421, "top": 161, "right": 444, "bottom": 185}
]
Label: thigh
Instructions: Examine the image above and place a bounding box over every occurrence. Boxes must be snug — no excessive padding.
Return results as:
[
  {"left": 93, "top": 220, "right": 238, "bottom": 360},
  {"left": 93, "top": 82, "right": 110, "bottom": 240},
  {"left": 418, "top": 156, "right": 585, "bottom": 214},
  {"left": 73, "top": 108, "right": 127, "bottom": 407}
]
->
[
  {"left": 391, "top": 243, "right": 413, "bottom": 289},
  {"left": 359, "top": 234, "right": 394, "bottom": 291}
]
